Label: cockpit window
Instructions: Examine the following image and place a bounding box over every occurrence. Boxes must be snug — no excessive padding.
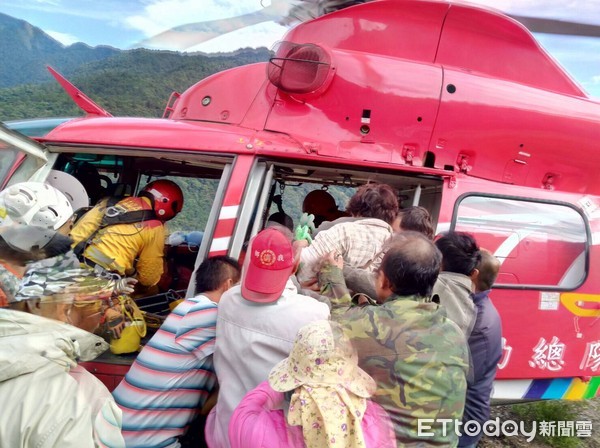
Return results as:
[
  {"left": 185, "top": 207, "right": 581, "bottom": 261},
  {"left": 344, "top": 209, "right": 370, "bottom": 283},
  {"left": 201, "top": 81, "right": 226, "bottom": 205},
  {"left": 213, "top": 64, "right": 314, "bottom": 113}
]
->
[{"left": 452, "top": 194, "right": 589, "bottom": 290}]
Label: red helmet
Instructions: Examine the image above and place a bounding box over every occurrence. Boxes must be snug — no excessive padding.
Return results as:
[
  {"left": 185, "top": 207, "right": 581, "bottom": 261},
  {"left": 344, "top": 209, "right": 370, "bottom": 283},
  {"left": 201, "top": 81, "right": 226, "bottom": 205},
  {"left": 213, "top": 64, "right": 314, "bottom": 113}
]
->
[{"left": 140, "top": 180, "right": 183, "bottom": 221}]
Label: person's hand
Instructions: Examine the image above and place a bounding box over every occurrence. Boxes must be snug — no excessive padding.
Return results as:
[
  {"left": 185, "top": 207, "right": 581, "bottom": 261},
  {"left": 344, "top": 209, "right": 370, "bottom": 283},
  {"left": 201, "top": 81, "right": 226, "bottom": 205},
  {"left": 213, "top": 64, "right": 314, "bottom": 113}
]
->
[
  {"left": 293, "top": 239, "right": 309, "bottom": 250},
  {"left": 323, "top": 251, "right": 344, "bottom": 269},
  {"left": 294, "top": 213, "right": 315, "bottom": 244},
  {"left": 115, "top": 277, "right": 138, "bottom": 295},
  {"left": 300, "top": 277, "right": 320, "bottom": 291}
]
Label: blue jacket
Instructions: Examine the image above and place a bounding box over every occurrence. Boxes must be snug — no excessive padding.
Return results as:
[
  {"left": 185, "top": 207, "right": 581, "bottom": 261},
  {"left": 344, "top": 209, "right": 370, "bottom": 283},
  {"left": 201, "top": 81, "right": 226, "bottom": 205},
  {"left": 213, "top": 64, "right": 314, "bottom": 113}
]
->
[{"left": 458, "top": 290, "right": 503, "bottom": 447}]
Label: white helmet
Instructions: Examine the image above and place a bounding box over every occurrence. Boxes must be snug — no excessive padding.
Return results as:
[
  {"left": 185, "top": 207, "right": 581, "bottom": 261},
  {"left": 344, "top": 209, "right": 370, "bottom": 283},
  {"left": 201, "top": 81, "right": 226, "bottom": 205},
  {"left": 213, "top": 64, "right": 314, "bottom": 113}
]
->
[
  {"left": 46, "top": 170, "right": 90, "bottom": 212},
  {"left": 0, "top": 182, "right": 74, "bottom": 230}
]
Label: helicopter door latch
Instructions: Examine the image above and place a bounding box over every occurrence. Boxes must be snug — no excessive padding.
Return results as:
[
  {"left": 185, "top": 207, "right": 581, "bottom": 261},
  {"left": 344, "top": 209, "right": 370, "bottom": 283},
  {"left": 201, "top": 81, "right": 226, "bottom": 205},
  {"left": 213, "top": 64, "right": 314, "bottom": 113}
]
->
[
  {"left": 542, "top": 172, "right": 558, "bottom": 190},
  {"left": 303, "top": 142, "right": 320, "bottom": 154},
  {"left": 457, "top": 153, "right": 472, "bottom": 174},
  {"left": 402, "top": 145, "right": 415, "bottom": 165}
]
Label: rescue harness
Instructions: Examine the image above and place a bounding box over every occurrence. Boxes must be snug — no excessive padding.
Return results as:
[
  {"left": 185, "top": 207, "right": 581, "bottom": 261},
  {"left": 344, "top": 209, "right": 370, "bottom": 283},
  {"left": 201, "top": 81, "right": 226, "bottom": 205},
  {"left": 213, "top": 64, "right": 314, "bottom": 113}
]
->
[{"left": 73, "top": 197, "right": 157, "bottom": 268}]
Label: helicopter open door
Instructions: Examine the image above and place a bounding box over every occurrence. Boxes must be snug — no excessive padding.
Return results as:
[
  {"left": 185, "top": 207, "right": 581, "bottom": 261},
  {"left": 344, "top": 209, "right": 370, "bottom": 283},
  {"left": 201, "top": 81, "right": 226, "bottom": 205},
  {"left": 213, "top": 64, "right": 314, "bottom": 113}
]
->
[{"left": 0, "top": 122, "right": 57, "bottom": 188}]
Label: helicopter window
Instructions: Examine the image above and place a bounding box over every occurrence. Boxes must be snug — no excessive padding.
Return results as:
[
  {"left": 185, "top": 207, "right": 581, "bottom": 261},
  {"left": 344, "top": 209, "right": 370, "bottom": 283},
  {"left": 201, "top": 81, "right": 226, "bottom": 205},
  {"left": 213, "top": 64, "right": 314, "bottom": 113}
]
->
[
  {"left": 138, "top": 173, "right": 221, "bottom": 233},
  {"left": 50, "top": 150, "right": 232, "bottom": 299},
  {"left": 253, "top": 160, "right": 444, "bottom": 237},
  {"left": 266, "top": 181, "right": 354, "bottom": 231},
  {"left": 452, "top": 194, "right": 589, "bottom": 290}
]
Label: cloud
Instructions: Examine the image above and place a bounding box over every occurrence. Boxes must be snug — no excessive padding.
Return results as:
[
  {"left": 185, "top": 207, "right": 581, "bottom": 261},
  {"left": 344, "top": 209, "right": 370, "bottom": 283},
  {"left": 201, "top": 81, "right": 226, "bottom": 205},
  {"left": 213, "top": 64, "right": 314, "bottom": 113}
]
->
[
  {"left": 454, "top": 0, "right": 600, "bottom": 24},
  {"left": 3, "top": 0, "right": 124, "bottom": 21},
  {"left": 124, "top": 0, "right": 263, "bottom": 37},
  {"left": 125, "top": 0, "right": 600, "bottom": 52},
  {"left": 125, "top": 0, "right": 293, "bottom": 51},
  {"left": 45, "top": 29, "right": 79, "bottom": 45},
  {"left": 186, "top": 22, "right": 287, "bottom": 53}
]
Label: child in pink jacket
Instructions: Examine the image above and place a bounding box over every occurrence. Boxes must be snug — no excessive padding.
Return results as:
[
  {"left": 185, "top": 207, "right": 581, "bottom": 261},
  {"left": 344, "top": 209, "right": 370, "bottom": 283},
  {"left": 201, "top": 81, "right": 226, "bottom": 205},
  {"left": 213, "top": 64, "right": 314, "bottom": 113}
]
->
[{"left": 228, "top": 320, "right": 395, "bottom": 448}]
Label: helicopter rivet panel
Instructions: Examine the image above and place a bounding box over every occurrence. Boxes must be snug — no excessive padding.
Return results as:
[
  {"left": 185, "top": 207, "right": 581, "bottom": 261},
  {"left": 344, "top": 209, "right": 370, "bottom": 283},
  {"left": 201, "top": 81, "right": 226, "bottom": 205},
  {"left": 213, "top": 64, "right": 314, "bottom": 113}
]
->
[
  {"left": 434, "top": 2, "right": 585, "bottom": 96},
  {"left": 428, "top": 65, "right": 600, "bottom": 194},
  {"left": 169, "top": 63, "right": 270, "bottom": 126}
]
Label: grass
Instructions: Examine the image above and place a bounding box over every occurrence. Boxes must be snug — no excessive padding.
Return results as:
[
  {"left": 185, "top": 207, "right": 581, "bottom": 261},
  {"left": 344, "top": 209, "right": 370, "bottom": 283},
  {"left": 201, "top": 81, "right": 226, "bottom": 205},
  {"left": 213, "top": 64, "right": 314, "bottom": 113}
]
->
[{"left": 511, "top": 400, "right": 584, "bottom": 448}]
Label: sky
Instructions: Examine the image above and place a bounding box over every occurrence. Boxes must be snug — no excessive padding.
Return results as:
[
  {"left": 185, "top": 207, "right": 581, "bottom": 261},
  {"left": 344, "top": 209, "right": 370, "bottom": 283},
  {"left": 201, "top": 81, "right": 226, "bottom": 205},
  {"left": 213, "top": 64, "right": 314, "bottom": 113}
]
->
[{"left": 0, "top": 0, "right": 599, "bottom": 97}]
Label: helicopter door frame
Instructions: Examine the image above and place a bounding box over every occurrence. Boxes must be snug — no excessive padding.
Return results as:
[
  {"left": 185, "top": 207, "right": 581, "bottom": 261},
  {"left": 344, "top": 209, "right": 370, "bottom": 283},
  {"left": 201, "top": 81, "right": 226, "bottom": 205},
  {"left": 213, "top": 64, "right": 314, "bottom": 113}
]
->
[
  {"left": 185, "top": 155, "right": 264, "bottom": 297},
  {"left": 0, "top": 122, "right": 56, "bottom": 188},
  {"left": 185, "top": 162, "right": 234, "bottom": 298},
  {"left": 229, "top": 160, "right": 272, "bottom": 259}
]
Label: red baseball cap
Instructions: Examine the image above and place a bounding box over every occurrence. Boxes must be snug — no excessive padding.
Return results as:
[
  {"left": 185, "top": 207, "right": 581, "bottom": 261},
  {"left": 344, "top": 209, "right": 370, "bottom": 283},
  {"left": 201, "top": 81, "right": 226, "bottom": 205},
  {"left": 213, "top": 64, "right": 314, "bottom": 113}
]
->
[{"left": 241, "top": 228, "right": 295, "bottom": 303}]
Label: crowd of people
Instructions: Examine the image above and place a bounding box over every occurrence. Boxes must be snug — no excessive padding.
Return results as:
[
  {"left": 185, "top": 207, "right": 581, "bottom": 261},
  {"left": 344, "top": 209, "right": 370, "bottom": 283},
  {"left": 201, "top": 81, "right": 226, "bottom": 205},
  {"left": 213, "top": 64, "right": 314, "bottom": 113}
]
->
[{"left": 0, "top": 176, "right": 503, "bottom": 448}]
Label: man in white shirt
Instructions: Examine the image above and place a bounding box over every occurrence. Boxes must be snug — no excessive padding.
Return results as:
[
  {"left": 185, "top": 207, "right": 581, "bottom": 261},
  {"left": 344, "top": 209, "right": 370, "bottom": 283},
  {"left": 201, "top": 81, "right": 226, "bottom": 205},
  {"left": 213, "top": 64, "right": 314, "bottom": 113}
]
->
[{"left": 206, "top": 226, "right": 330, "bottom": 448}]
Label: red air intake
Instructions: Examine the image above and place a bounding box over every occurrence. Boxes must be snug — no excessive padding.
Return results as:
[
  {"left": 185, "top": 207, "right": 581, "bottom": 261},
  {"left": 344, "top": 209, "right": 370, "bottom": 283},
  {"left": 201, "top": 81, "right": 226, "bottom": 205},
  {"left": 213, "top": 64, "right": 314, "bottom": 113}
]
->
[{"left": 268, "top": 42, "right": 334, "bottom": 96}]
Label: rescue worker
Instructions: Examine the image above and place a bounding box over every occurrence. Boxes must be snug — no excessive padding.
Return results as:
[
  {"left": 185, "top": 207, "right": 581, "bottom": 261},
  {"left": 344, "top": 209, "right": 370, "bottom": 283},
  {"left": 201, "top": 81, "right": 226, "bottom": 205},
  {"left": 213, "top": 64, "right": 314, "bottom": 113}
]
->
[
  {"left": 459, "top": 250, "right": 502, "bottom": 448},
  {"left": 70, "top": 179, "right": 184, "bottom": 289},
  {"left": 113, "top": 256, "right": 241, "bottom": 448},
  {"left": 432, "top": 232, "right": 481, "bottom": 337},
  {"left": 206, "top": 226, "right": 330, "bottom": 448},
  {"left": 302, "top": 189, "right": 346, "bottom": 228},
  {"left": 0, "top": 181, "right": 75, "bottom": 304}
]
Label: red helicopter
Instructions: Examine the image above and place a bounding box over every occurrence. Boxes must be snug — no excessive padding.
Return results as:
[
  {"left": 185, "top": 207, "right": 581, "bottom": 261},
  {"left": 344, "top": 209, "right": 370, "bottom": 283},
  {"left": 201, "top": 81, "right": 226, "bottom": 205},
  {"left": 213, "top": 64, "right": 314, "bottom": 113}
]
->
[{"left": 1, "top": 0, "right": 599, "bottom": 401}]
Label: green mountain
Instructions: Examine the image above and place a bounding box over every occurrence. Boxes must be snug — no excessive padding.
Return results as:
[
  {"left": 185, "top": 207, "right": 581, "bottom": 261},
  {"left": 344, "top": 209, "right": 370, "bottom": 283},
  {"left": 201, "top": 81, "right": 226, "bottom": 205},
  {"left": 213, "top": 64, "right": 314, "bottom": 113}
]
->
[
  {"left": 0, "top": 13, "right": 119, "bottom": 89},
  {"left": 0, "top": 12, "right": 271, "bottom": 120}
]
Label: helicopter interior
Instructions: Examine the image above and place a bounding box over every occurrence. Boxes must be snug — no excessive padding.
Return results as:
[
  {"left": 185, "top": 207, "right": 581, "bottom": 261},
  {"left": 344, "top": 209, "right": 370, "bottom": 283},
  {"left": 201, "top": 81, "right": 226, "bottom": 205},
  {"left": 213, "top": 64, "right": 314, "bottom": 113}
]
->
[{"left": 50, "top": 149, "right": 444, "bottom": 297}]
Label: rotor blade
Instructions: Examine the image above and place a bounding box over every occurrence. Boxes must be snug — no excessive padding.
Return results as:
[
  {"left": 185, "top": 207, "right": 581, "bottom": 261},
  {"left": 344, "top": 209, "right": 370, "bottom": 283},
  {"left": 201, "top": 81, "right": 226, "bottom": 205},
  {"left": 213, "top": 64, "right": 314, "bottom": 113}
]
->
[
  {"left": 133, "top": 0, "right": 367, "bottom": 51},
  {"left": 510, "top": 15, "right": 600, "bottom": 38},
  {"left": 134, "top": 0, "right": 300, "bottom": 51}
]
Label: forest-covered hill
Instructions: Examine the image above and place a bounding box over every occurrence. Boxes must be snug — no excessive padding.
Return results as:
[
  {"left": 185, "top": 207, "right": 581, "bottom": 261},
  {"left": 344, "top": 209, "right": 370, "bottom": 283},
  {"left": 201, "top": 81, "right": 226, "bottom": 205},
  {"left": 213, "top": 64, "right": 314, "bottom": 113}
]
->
[
  {"left": 0, "top": 11, "right": 271, "bottom": 120},
  {"left": 0, "top": 47, "right": 271, "bottom": 120}
]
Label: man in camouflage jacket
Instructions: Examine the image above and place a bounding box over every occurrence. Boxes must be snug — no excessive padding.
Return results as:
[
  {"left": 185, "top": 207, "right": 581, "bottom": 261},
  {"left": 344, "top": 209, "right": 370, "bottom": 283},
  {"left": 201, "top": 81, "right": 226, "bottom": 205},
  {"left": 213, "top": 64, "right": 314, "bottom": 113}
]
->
[{"left": 318, "top": 231, "right": 469, "bottom": 447}]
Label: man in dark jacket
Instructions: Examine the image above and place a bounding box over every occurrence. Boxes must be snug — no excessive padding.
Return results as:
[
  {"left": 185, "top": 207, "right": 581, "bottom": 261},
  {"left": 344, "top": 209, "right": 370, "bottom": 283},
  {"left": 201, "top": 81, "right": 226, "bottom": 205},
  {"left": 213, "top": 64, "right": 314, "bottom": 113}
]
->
[{"left": 459, "top": 249, "right": 503, "bottom": 447}]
